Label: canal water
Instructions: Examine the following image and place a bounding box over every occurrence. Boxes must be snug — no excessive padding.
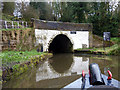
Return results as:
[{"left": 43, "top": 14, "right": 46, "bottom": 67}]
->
[{"left": 3, "top": 54, "right": 119, "bottom": 88}]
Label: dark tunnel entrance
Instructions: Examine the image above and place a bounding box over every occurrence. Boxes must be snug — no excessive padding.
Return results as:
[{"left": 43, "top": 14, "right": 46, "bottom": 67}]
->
[{"left": 48, "top": 34, "right": 73, "bottom": 53}]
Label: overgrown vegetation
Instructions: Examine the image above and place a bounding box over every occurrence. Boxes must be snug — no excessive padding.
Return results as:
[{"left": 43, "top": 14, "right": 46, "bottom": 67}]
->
[
  {"left": 75, "top": 37, "right": 120, "bottom": 55},
  {"left": 109, "top": 45, "right": 120, "bottom": 55},
  {"left": 108, "top": 37, "right": 120, "bottom": 55},
  {"left": 91, "top": 44, "right": 119, "bottom": 55},
  {"left": 111, "top": 37, "right": 120, "bottom": 44},
  {"left": 1, "top": 50, "right": 52, "bottom": 82},
  {"left": 2, "top": 2, "right": 15, "bottom": 16},
  {"left": 91, "top": 37, "right": 120, "bottom": 55},
  {"left": 0, "top": 28, "right": 31, "bottom": 31},
  {"left": 1, "top": 50, "right": 45, "bottom": 67}
]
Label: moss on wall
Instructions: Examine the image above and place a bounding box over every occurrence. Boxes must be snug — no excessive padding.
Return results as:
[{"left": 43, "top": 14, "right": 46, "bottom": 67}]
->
[{"left": 1, "top": 28, "right": 36, "bottom": 51}]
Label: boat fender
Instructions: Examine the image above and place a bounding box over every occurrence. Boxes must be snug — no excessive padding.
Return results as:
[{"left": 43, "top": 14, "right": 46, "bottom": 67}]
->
[
  {"left": 89, "top": 63, "right": 105, "bottom": 85},
  {"left": 82, "top": 70, "right": 85, "bottom": 78},
  {"left": 107, "top": 70, "right": 113, "bottom": 86},
  {"left": 81, "top": 70, "right": 86, "bottom": 89},
  {"left": 107, "top": 70, "right": 112, "bottom": 80}
]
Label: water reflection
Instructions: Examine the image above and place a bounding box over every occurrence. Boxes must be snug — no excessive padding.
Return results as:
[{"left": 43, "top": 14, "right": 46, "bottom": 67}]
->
[
  {"left": 36, "top": 54, "right": 89, "bottom": 82},
  {"left": 71, "top": 56, "right": 89, "bottom": 75},
  {"left": 49, "top": 54, "right": 73, "bottom": 73},
  {"left": 3, "top": 54, "right": 119, "bottom": 88}
]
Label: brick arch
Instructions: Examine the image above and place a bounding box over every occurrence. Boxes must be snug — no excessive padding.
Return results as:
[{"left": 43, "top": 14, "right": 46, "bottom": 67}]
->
[
  {"left": 48, "top": 33, "right": 74, "bottom": 45},
  {"left": 47, "top": 33, "right": 74, "bottom": 53}
]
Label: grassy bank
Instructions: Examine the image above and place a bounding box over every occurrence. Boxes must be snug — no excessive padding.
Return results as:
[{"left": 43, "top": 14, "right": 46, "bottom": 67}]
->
[
  {"left": 91, "top": 44, "right": 120, "bottom": 55},
  {"left": 1, "top": 50, "right": 44, "bottom": 67},
  {"left": 75, "top": 37, "right": 120, "bottom": 55},
  {"left": 111, "top": 37, "right": 120, "bottom": 44},
  {"left": 1, "top": 50, "right": 52, "bottom": 82}
]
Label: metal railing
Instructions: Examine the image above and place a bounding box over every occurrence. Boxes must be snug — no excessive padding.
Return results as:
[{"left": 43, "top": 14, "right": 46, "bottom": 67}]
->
[{"left": 0, "top": 20, "right": 28, "bottom": 29}]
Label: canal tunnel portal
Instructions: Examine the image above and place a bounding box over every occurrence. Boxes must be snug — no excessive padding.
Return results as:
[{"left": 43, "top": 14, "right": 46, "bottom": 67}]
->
[
  {"left": 34, "top": 20, "right": 93, "bottom": 52},
  {"left": 48, "top": 34, "right": 73, "bottom": 53}
]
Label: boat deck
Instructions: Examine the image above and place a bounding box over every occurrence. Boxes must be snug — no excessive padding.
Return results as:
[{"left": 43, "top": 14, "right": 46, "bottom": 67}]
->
[{"left": 62, "top": 74, "right": 120, "bottom": 89}]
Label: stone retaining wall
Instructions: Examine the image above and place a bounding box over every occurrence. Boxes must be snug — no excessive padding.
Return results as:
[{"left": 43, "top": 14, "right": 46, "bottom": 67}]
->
[{"left": 0, "top": 28, "right": 36, "bottom": 51}]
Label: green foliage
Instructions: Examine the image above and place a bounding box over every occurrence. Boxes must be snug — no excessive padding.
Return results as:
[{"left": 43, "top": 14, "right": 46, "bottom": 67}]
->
[
  {"left": 0, "top": 70, "right": 2, "bottom": 77},
  {"left": 51, "top": 2, "right": 89, "bottom": 22},
  {"left": 50, "top": 2, "right": 119, "bottom": 37},
  {"left": 88, "top": 2, "right": 119, "bottom": 37},
  {"left": 75, "top": 43, "right": 120, "bottom": 55},
  {"left": 109, "top": 45, "right": 120, "bottom": 55},
  {"left": 2, "top": 13, "right": 22, "bottom": 21},
  {"left": 21, "top": 5, "right": 39, "bottom": 23},
  {"left": 111, "top": 37, "right": 120, "bottom": 44},
  {"left": 70, "top": 2, "right": 89, "bottom": 23},
  {"left": 0, "top": 28, "right": 31, "bottom": 31},
  {"left": 91, "top": 44, "right": 119, "bottom": 55},
  {"left": 12, "top": 64, "right": 20, "bottom": 70},
  {"left": 30, "top": 2, "right": 55, "bottom": 20},
  {"left": 1, "top": 51, "right": 52, "bottom": 82},
  {"left": 2, "top": 2, "right": 15, "bottom": 15},
  {"left": 1, "top": 50, "right": 44, "bottom": 66}
]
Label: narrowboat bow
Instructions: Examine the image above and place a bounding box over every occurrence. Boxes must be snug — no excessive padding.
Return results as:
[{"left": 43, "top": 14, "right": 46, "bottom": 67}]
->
[{"left": 62, "top": 63, "right": 120, "bottom": 89}]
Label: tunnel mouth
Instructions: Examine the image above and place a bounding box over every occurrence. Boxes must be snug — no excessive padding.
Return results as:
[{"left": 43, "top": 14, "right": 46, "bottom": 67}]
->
[
  {"left": 48, "top": 34, "right": 73, "bottom": 53},
  {"left": 49, "top": 53, "right": 73, "bottom": 73}
]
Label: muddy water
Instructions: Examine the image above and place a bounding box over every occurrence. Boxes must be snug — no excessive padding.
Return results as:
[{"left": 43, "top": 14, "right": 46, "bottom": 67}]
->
[{"left": 3, "top": 54, "right": 120, "bottom": 88}]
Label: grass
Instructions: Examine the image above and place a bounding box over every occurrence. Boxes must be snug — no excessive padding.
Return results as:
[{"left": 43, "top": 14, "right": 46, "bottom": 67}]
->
[
  {"left": 90, "top": 44, "right": 120, "bottom": 55},
  {"left": 75, "top": 47, "right": 93, "bottom": 51},
  {"left": 1, "top": 50, "right": 45, "bottom": 67},
  {"left": 108, "top": 45, "right": 120, "bottom": 55},
  {"left": 92, "top": 36, "right": 120, "bottom": 55},
  {"left": 111, "top": 37, "right": 120, "bottom": 44},
  {"left": 0, "top": 28, "right": 32, "bottom": 31},
  {"left": 1, "top": 50, "right": 52, "bottom": 81},
  {"left": 91, "top": 44, "right": 119, "bottom": 52},
  {"left": 75, "top": 37, "right": 120, "bottom": 55}
]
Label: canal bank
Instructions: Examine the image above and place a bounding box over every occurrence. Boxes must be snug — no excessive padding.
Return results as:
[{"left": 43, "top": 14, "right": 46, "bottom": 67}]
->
[
  {"left": 1, "top": 50, "right": 52, "bottom": 84},
  {"left": 74, "top": 44, "right": 120, "bottom": 55},
  {"left": 74, "top": 37, "right": 120, "bottom": 56},
  {"left": 0, "top": 28, "right": 54, "bottom": 84},
  {"left": 2, "top": 53, "right": 119, "bottom": 88}
]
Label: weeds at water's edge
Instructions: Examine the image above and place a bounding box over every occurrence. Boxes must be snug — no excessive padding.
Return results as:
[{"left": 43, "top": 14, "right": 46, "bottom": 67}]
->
[
  {"left": 75, "top": 37, "right": 120, "bottom": 55},
  {"left": 1, "top": 50, "right": 52, "bottom": 83},
  {"left": 75, "top": 44, "right": 120, "bottom": 55},
  {"left": 1, "top": 50, "right": 45, "bottom": 66}
]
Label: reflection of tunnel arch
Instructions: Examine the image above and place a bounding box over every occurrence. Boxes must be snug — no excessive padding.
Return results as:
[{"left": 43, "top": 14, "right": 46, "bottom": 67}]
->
[
  {"left": 48, "top": 34, "right": 73, "bottom": 53},
  {"left": 49, "top": 54, "right": 73, "bottom": 73}
]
